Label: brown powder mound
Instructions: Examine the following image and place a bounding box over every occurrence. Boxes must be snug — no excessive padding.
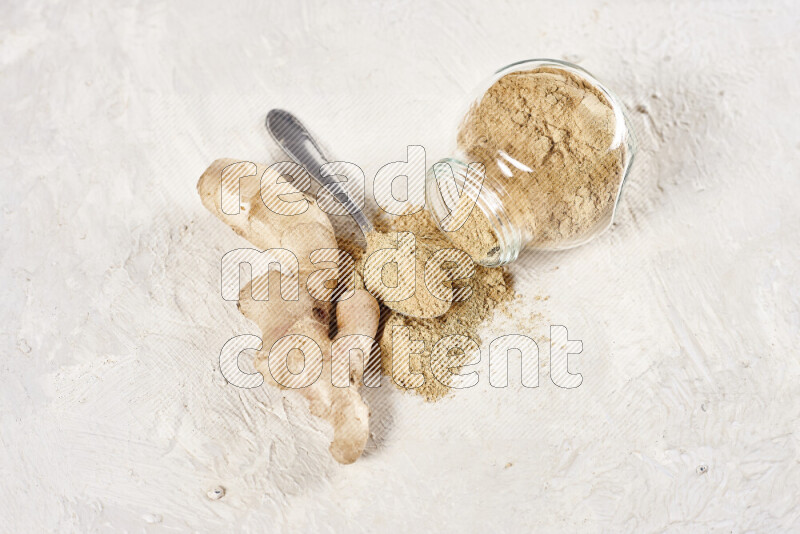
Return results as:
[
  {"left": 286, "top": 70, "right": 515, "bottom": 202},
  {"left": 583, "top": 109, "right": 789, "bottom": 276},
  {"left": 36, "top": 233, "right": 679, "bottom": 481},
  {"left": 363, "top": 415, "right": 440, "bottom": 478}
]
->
[
  {"left": 378, "top": 265, "right": 514, "bottom": 402},
  {"left": 363, "top": 228, "right": 452, "bottom": 319},
  {"left": 376, "top": 207, "right": 444, "bottom": 236},
  {"left": 372, "top": 210, "right": 516, "bottom": 402}
]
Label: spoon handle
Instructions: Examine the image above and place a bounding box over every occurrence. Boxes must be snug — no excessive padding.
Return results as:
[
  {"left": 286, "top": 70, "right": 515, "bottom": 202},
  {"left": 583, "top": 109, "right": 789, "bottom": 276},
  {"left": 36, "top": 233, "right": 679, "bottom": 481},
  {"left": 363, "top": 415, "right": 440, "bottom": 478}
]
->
[{"left": 265, "top": 109, "right": 374, "bottom": 236}]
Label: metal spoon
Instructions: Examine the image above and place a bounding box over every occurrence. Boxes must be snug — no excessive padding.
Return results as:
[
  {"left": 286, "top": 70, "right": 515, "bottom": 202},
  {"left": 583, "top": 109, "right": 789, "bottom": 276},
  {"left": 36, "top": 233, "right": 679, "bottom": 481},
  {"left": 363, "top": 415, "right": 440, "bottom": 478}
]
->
[
  {"left": 265, "top": 110, "right": 374, "bottom": 244},
  {"left": 266, "top": 110, "right": 453, "bottom": 318}
]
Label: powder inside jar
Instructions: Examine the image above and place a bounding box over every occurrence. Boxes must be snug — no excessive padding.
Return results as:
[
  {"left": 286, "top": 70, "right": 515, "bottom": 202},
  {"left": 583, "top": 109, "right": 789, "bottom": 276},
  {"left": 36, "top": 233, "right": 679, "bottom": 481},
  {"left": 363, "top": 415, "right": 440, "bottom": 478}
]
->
[{"left": 442, "top": 65, "right": 627, "bottom": 256}]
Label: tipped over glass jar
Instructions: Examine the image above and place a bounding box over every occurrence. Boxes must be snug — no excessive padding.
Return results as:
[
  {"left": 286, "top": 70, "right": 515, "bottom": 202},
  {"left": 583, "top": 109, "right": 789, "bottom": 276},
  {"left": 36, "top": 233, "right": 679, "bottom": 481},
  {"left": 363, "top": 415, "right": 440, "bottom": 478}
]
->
[{"left": 425, "top": 59, "right": 636, "bottom": 266}]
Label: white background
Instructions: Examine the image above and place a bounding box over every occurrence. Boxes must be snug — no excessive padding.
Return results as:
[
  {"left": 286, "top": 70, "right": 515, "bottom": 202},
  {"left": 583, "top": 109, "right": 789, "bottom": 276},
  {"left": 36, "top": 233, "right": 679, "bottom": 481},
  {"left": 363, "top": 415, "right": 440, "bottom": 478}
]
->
[{"left": 1, "top": 0, "right": 799, "bottom": 531}]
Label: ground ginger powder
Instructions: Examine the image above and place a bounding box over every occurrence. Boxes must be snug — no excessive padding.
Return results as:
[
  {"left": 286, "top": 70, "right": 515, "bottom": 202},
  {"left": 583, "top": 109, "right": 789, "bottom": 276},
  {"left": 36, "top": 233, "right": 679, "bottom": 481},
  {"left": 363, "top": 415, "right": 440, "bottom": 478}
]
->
[
  {"left": 363, "top": 228, "right": 452, "bottom": 319},
  {"left": 446, "top": 66, "right": 626, "bottom": 256},
  {"left": 350, "top": 66, "right": 623, "bottom": 400},
  {"left": 370, "top": 210, "right": 517, "bottom": 402}
]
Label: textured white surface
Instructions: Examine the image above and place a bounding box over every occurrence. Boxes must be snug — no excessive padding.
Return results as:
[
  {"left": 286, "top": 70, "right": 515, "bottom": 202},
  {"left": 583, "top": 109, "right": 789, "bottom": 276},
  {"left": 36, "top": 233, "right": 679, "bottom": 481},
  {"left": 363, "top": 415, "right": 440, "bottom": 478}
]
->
[{"left": 2, "top": 0, "right": 799, "bottom": 531}]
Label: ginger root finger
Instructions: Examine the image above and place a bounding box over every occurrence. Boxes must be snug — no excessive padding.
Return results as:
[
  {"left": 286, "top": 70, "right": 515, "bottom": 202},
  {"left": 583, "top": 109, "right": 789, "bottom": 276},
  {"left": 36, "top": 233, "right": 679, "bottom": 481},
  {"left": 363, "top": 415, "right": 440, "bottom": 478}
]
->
[
  {"left": 197, "top": 158, "right": 337, "bottom": 265},
  {"left": 331, "top": 289, "right": 381, "bottom": 395},
  {"left": 237, "top": 273, "right": 332, "bottom": 352},
  {"left": 254, "top": 316, "right": 370, "bottom": 464},
  {"left": 335, "top": 289, "right": 380, "bottom": 338}
]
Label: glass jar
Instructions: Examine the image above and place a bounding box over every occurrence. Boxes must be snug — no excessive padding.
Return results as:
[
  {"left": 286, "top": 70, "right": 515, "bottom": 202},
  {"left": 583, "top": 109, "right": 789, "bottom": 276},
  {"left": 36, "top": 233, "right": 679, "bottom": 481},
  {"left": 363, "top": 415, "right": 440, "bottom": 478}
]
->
[{"left": 425, "top": 59, "right": 636, "bottom": 266}]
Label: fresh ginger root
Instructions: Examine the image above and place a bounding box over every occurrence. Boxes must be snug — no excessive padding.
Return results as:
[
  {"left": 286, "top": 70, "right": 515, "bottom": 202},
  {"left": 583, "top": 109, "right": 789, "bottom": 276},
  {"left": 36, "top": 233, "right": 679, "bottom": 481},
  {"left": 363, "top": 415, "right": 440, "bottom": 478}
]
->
[
  {"left": 247, "top": 289, "right": 379, "bottom": 464},
  {"left": 198, "top": 158, "right": 380, "bottom": 464},
  {"left": 197, "top": 158, "right": 337, "bottom": 261}
]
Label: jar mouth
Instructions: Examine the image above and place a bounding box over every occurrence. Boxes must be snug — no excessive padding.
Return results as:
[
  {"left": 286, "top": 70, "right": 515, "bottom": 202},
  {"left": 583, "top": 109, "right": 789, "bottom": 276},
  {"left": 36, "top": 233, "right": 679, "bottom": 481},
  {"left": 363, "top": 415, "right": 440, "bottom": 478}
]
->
[
  {"left": 425, "top": 158, "right": 523, "bottom": 267},
  {"left": 474, "top": 182, "right": 522, "bottom": 266}
]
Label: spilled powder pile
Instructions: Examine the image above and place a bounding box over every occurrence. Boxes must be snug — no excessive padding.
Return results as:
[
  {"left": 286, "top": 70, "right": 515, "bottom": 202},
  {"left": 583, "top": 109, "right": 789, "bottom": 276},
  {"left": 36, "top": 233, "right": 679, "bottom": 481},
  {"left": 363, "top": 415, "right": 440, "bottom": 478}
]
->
[
  {"left": 369, "top": 210, "right": 516, "bottom": 402},
  {"left": 379, "top": 265, "right": 513, "bottom": 402},
  {"left": 363, "top": 229, "right": 452, "bottom": 319},
  {"left": 448, "top": 66, "right": 626, "bottom": 254}
]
